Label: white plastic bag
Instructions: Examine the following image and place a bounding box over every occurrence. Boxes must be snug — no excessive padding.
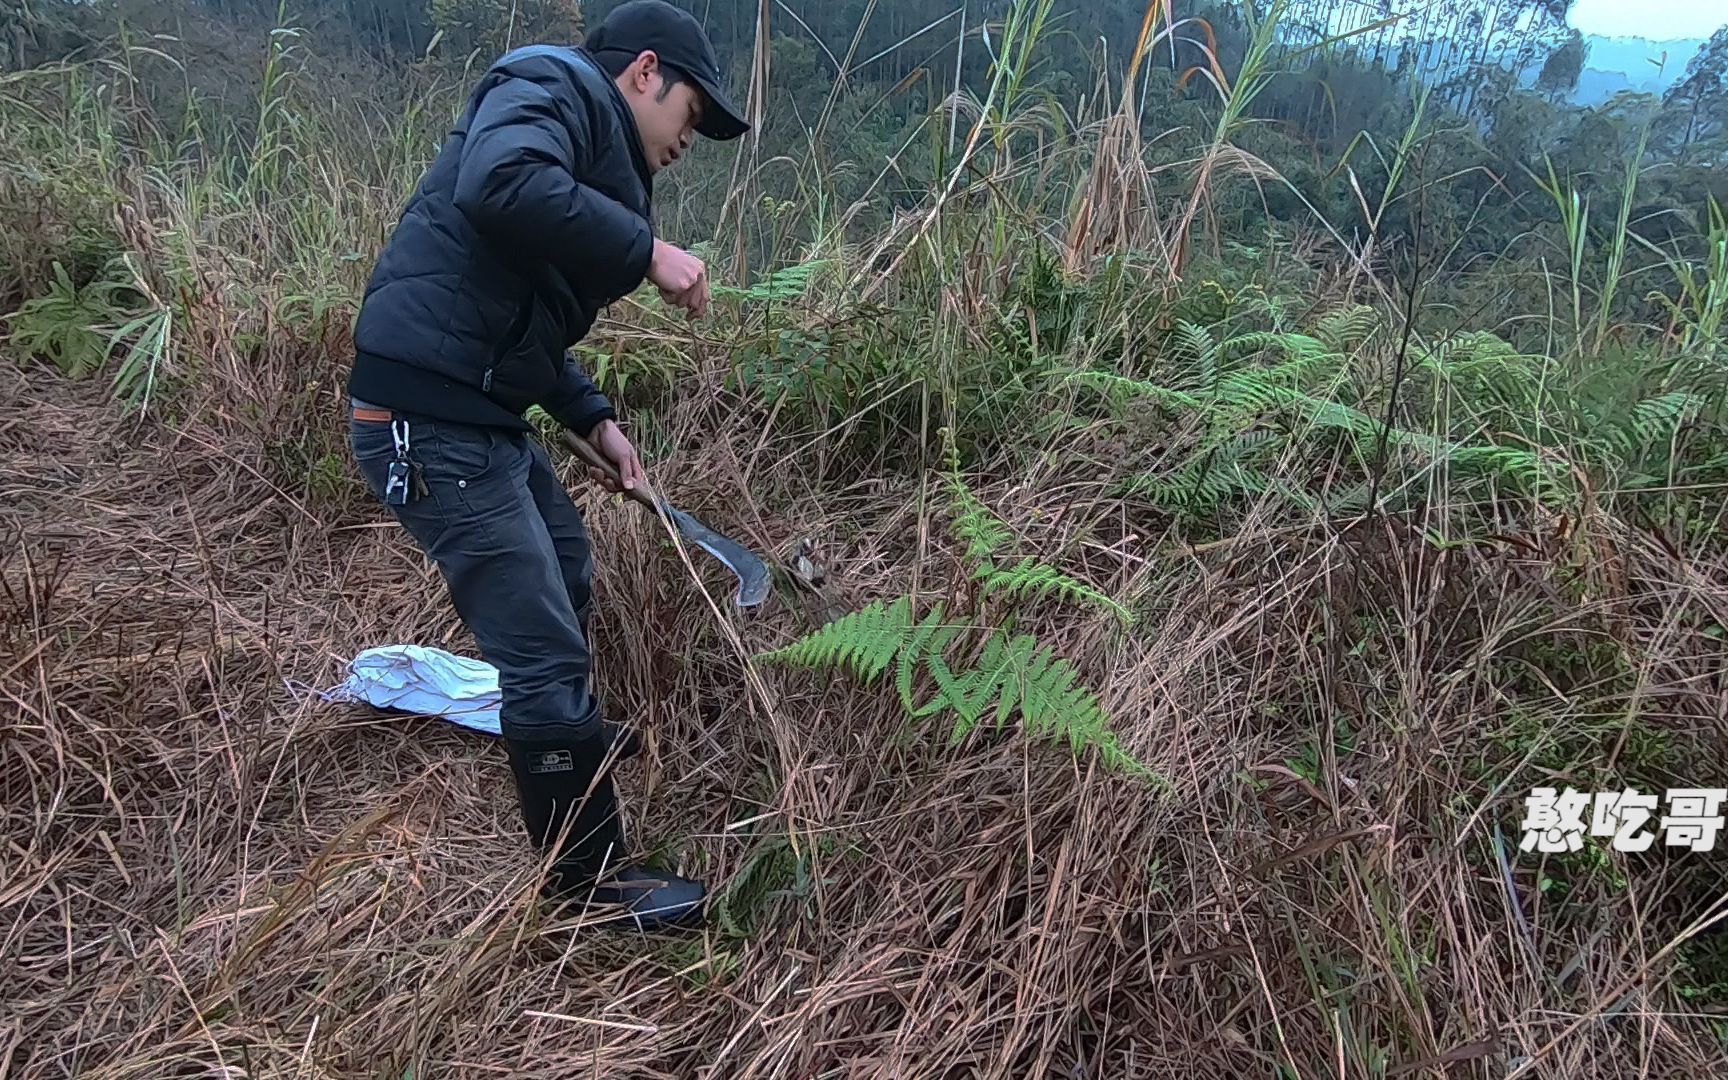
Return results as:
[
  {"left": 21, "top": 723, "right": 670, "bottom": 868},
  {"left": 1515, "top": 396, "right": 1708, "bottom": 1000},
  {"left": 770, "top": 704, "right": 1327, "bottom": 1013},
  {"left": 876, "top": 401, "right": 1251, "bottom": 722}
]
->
[{"left": 323, "top": 644, "right": 502, "bottom": 736}]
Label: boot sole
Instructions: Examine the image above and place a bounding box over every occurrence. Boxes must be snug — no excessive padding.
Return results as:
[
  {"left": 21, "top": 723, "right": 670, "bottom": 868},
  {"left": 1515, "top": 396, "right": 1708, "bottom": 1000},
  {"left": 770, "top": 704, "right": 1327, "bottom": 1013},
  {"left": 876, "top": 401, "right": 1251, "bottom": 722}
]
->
[
  {"left": 542, "top": 876, "right": 706, "bottom": 930},
  {"left": 553, "top": 894, "right": 707, "bottom": 932}
]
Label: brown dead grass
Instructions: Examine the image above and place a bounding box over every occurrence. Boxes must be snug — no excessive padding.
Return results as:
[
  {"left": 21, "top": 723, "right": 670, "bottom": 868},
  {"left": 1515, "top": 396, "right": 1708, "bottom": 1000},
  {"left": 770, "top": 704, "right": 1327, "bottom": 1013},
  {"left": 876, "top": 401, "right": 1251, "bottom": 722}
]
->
[{"left": 4, "top": 315, "right": 1728, "bottom": 1080}]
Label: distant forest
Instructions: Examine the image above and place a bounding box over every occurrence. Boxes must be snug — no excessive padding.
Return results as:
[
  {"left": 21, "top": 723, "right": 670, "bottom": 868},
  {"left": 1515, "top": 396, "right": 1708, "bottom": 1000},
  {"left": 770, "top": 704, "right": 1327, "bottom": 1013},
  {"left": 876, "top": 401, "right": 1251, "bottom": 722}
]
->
[{"left": 5, "top": 0, "right": 1725, "bottom": 280}]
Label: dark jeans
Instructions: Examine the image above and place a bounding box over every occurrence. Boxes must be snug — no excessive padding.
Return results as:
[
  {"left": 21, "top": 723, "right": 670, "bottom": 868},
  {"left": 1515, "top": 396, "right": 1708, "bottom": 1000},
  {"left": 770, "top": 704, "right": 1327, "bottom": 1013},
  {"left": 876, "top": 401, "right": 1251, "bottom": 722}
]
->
[{"left": 350, "top": 411, "right": 600, "bottom": 741}]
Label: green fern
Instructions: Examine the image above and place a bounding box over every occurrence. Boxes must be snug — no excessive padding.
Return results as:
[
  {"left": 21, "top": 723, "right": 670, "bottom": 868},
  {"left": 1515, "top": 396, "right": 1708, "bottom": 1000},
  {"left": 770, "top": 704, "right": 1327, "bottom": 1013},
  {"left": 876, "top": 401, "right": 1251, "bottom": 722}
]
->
[
  {"left": 1064, "top": 370, "right": 1203, "bottom": 411},
  {"left": 1606, "top": 391, "right": 1703, "bottom": 457},
  {"left": 1218, "top": 330, "right": 1336, "bottom": 370},
  {"left": 1082, "top": 318, "right": 1579, "bottom": 512},
  {"left": 943, "top": 456, "right": 1015, "bottom": 564},
  {"left": 1130, "top": 458, "right": 1316, "bottom": 514},
  {"left": 1441, "top": 444, "right": 1552, "bottom": 487},
  {"left": 1084, "top": 311, "right": 1720, "bottom": 519},
  {"left": 713, "top": 835, "right": 797, "bottom": 940},
  {"left": 763, "top": 595, "right": 916, "bottom": 683},
  {"left": 898, "top": 604, "right": 956, "bottom": 718},
  {"left": 975, "top": 556, "right": 1134, "bottom": 624},
  {"left": 1125, "top": 428, "right": 1278, "bottom": 511},
  {"left": 711, "top": 258, "right": 834, "bottom": 303},
  {"left": 1557, "top": 389, "right": 1709, "bottom": 490},
  {"left": 760, "top": 598, "right": 1155, "bottom": 780},
  {"left": 1415, "top": 331, "right": 1550, "bottom": 436},
  {"left": 941, "top": 430, "right": 1132, "bottom": 625},
  {"left": 1415, "top": 330, "right": 1537, "bottom": 379},
  {"left": 1314, "top": 303, "right": 1380, "bottom": 350},
  {"left": 1169, "top": 318, "right": 1222, "bottom": 385},
  {"left": 772, "top": 438, "right": 1147, "bottom": 774}
]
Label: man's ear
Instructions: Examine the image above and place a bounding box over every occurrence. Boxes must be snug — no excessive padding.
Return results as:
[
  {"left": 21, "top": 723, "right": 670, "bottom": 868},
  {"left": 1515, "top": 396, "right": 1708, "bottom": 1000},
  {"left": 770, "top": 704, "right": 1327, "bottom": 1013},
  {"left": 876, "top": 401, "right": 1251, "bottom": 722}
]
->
[{"left": 629, "top": 49, "right": 662, "bottom": 93}]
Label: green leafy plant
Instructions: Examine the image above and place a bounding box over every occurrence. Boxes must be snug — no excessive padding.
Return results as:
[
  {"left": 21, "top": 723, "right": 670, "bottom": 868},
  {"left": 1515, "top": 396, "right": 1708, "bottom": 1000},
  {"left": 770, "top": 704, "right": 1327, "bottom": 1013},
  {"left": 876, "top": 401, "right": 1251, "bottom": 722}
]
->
[
  {"left": 760, "top": 429, "right": 1146, "bottom": 772},
  {"left": 523, "top": 405, "right": 559, "bottom": 443},
  {"left": 713, "top": 834, "right": 800, "bottom": 940},
  {"left": 975, "top": 556, "right": 1133, "bottom": 616},
  {"left": 1645, "top": 196, "right": 1726, "bottom": 358},
  {"left": 759, "top": 595, "right": 1154, "bottom": 779},
  {"left": 5, "top": 260, "right": 138, "bottom": 379},
  {"left": 942, "top": 428, "right": 1133, "bottom": 625},
  {"left": 108, "top": 304, "right": 172, "bottom": 410},
  {"left": 5, "top": 256, "right": 171, "bottom": 409},
  {"left": 1070, "top": 316, "right": 1587, "bottom": 515},
  {"left": 712, "top": 257, "right": 835, "bottom": 304},
  {"left": 946, "top": 463, "right": 1016, "bottom": 563}
]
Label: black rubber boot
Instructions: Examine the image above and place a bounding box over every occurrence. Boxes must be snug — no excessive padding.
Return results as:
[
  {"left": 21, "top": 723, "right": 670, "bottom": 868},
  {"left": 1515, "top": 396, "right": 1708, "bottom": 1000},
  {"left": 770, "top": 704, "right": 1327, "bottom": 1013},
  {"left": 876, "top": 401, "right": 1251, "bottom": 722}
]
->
[
  {"left": 575, "top": 605, "right": 641, "bottom": 761},
  {"left": 550, "top": 864, "right": 707, "bottom": 930},
  {"left": 505, "top": 727, "right": 703, "bottom": 931}
]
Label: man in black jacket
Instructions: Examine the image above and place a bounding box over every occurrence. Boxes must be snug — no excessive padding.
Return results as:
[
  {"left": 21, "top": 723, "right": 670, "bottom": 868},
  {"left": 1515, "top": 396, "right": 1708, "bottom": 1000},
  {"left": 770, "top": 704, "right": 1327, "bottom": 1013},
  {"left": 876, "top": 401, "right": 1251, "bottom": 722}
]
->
[{"left": 344, "top": 0, "right": 747, "bottom": 930}]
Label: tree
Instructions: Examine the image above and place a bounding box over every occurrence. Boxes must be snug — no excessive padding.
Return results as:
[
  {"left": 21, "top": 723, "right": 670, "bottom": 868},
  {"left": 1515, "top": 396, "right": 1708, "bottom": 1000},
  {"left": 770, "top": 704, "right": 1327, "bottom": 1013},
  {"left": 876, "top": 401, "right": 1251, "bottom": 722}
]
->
[
  {"left": 1536, "top": 28, "right": 1587, "bottom": 100},
  {"left": 1662, "top": 27, "right": 1728, "bottom": 162}
]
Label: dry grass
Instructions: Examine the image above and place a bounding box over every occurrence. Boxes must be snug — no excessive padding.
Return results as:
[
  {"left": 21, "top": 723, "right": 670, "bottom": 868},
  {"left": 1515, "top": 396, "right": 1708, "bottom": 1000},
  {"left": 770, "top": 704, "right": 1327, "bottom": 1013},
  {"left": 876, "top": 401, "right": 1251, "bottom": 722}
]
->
[
  {"left": 2, "top": 11, "right": 1726, "bottom": 1072},
  {"left": 5, "top": 294, "right": 1728, "bottom": 1078}
]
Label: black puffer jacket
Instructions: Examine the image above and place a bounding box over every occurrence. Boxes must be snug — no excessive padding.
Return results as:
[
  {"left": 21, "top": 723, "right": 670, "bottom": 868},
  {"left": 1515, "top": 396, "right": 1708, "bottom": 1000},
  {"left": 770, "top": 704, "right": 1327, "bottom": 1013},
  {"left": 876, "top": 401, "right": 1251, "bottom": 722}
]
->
[{"left": 347, "top": 44, "right": 655, "bottom": 435}]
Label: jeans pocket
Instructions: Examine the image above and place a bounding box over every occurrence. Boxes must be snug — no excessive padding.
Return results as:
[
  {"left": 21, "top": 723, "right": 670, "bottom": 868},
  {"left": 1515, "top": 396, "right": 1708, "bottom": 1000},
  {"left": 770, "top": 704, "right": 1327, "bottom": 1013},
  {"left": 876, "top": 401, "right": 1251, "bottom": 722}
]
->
[
  {"left": 351, "top": 416, "right": 398, "bottom": 461},
  {"left": 350, "top": 416, "right": 400, "bottom": 502},
  {"left": 423, "top": 421, "right": 501, "bottom": 487}
]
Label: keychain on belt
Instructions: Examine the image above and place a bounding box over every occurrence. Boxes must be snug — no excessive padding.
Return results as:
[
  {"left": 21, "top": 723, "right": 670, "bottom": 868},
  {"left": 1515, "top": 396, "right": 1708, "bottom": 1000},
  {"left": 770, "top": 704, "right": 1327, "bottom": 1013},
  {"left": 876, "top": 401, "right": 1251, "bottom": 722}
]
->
[{"left": 383, "top": 418, "right": 427, "bottom": 505}]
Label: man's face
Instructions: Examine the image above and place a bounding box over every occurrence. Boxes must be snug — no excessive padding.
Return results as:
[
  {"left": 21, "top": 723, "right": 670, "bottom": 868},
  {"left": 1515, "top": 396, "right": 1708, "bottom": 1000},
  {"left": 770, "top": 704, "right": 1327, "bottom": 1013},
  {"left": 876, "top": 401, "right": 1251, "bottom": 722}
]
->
[{"left": 618, "top": 53, "right": 705, "bottom": 173}]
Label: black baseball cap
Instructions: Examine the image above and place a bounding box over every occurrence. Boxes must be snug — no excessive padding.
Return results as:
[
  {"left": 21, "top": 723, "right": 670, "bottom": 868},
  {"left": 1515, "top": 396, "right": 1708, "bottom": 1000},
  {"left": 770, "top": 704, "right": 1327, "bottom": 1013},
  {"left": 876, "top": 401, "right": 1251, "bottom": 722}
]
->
[{"left": 586, "top": 0, "right": 749, "bottom": 142}]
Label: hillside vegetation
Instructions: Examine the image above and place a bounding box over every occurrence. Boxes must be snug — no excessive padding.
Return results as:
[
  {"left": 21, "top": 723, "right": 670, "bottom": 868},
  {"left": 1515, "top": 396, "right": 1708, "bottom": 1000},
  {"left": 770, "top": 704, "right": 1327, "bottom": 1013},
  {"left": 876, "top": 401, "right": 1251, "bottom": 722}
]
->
[{"left": 3, "top": 0, "right": 1727, "bottom": 1076}]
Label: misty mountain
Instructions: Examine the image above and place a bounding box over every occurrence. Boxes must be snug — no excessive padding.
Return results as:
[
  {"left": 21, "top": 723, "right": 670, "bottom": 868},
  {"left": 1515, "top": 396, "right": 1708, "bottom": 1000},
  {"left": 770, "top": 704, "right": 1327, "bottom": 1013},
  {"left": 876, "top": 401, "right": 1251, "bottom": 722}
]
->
[{"left": 1574, "top": 32, "right": 1706, "bottom": 104}]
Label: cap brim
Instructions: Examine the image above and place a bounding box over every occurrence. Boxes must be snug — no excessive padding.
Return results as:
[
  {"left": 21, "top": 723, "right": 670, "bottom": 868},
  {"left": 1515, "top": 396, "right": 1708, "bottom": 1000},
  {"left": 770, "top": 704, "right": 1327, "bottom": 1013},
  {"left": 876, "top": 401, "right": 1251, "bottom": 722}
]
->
[{"left": 691, "top": 75, "right": 749, "bottom": 141}]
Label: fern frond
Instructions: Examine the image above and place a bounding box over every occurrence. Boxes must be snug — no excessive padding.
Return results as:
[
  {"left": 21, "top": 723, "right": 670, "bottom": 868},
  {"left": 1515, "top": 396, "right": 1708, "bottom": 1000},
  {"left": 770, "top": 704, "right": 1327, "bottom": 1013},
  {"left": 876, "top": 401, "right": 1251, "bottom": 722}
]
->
[
  {"left": 1608, "top": 391, "right": 1703, "bottom": 456},
  {"left": 1441, "top": 443, "right": 1556, "bottom": 488},
  {"left": 1220, "top": 331, "right": 1333, "bottom": 366},
  {"left": 897, "top": 602, "right": 949, "bottom": 712},
  {"left": 1127, "top": 458, "right": 1230, "bottom": 510},
  {"left": 1169, "top": 319, "right": 1220, "bottom": 382},
  {"left": 1015, "top": 647, "right": 1092, "bottom": 742},
  {"left": 759, "top": 599, "right": 1155, "bottom": 780},
  {"left": 1067, "top": 370, "right": 1204, "bottom": 411},
  {"left": 991, "top": 633, "right": 1039, "bottom": 732},
  {"left": 760, "top": 595, "right": 915, "bottom": 682},
  {"left": 1289, "top": 390, "right": 1386, "bottom": 439},
  {"left": 712, "top": 258, "right": 834, "bottom": 303},
  {"left": 1315, "top": 304, "right": 1380, "bottom": 350},
  {"left": 976, "top": 556, "right": 1134, "bottom": 624},
  {"left": 946, "top": 631, "right": 1013, "bottom": 743},
  {"left": 910, "top": 621, "right": 966, "bottom": 719},
  {"left": 714, "top": 836, "right": 795, "bottom": 939},
  {"left": 1416, "top": 330, "right": 1538, "bottom": 380},
  {"left": 940, "top": 429, "right": 1015, "bottom": 565},
  {"left": 1261, "top": 470, "right": 1320, "bottom": 510},
  {"left": 924, "top": 629, "right": 977, "bottom": 721},
  {"left": 1322, "top": 479, "right": 1375, "bottom": 513},
  {"left": 946, "top": 478, "right": 1014, "bottom": 564}
]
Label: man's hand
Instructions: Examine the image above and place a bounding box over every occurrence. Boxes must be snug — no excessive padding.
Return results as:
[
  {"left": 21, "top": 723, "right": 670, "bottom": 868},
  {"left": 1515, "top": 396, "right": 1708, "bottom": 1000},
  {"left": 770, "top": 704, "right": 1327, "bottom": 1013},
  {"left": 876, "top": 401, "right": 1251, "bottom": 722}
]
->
[
  {"left": 647, "top": 238, "right": 710, "bottom": 320},
  {"left": 585, "top": 419, "right": 647, "bottom": 494}
]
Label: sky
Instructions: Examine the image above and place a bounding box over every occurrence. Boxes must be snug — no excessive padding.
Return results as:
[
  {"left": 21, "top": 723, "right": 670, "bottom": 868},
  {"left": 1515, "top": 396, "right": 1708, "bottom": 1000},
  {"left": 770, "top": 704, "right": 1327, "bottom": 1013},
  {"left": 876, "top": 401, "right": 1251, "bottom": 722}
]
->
[{"left": 1568, "top": 0, "right": 1725, "bottom": 41}]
